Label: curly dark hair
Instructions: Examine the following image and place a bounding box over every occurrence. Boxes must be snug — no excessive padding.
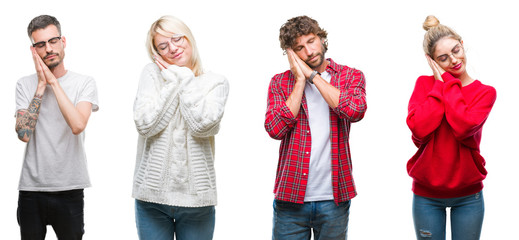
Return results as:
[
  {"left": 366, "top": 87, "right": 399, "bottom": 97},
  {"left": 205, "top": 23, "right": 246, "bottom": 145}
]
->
[
  {"left": 27, "top": 15, "right": 61, "bottom": 38},
  {"left": 279, "top": 16, "right": 328, "bottom": 51}
]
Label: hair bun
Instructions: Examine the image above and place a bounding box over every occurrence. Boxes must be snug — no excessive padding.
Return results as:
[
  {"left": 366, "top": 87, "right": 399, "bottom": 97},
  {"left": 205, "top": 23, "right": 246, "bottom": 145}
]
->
[{"left": 423, "top": 15, "right": 440, "bottom": 31}]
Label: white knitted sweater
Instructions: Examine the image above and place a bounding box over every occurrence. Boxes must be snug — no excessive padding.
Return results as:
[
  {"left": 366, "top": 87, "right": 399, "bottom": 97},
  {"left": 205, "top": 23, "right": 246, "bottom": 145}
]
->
[{"left": 132, "top": 63, "right": 229, "bottom": 207}]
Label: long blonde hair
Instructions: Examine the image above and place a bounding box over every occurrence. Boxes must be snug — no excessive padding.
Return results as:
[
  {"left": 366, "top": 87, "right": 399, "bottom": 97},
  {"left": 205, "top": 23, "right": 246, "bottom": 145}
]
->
[
  {"left": 422, "top": 15, "right": 462, "bottom": 57},
  {"left": 146, "top": 15, "right": 203, "bottom": 76}
]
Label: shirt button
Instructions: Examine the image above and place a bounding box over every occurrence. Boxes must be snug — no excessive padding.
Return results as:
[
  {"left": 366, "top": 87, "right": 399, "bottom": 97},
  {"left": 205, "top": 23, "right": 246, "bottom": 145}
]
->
[
  {"left": 306, "top": 130, "right": 310, "bottom": 133},
  {"left": 303, "top": 173, "right": 307, "bottom": 176},
  {"left": 305, "top": 152, "right": 309, "bottom": 154}
]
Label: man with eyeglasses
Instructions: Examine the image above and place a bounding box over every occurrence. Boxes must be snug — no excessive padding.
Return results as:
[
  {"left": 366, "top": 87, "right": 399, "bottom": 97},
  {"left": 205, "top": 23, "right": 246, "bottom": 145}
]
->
[
  {"left": 265, "top": 16, "right": 367, "bottom": 239},
  {"left": 14, "top": 15, "right": 98, "bottom": 240}
]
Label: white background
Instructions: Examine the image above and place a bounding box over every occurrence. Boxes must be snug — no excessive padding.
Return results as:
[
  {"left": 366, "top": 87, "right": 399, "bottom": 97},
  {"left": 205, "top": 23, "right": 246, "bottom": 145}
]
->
[{"left": 1, "top": 0, "right": 517, "bottom": 239}]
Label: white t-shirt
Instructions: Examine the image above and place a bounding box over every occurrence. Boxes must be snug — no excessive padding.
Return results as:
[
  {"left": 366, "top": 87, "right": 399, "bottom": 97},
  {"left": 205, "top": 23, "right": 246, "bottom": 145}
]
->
[
  {"left": 15, "top": 71, "right": 99, "bottom": 191},
  {"left": 303, "top": 71, "right": 333, "bottom": 202}
]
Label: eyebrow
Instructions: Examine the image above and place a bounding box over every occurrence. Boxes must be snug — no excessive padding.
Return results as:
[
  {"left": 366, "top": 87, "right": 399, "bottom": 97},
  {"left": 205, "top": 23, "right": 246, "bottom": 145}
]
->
[
  {"left": 293, "top": 36, "right": 316, "bottom": 49},
  {"left": 156, "top": 42, "right": 168, "bottom": 48},
  {"left": 436, "top": 44, "right": 461, "bottom": 59},
  {"left": 32, "top": 36, "right": 60, "bottom": 45}
]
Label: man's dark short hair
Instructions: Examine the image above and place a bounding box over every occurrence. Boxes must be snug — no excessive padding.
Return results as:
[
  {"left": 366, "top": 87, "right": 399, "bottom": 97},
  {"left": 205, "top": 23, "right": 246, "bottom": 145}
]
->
[
  {"left": 279, "top": 15, "right": 328, "bottom": 51},
  {"left": 27, "top": 15, "right": 61, "bottom": 38}
]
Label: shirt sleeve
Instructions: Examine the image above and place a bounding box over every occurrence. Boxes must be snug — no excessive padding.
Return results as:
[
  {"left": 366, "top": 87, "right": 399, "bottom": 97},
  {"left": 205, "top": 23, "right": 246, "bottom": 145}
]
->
[
  {"left": 406, "top": 76, "right": 445, "bottom": 146},
  {"left": 15, "top": 79, "right": 32, "bottom": 115},
  {"left": 133, "top": 64, "right": 193, "bottom": 138},
  {"left": 442, "top": 73, "right": 496, "bottom": 141},
  {"left": 78, "top": 77, "right": 99, "bottom": 112},
  {"left": 179, "top": 73, "right": 229, "bottom": 137},
  {"left": 264, "top": 75, "right": 297, "bottom": 140},
  {"left": 333, "top": 69, "right": 367, "bottom": 122}
]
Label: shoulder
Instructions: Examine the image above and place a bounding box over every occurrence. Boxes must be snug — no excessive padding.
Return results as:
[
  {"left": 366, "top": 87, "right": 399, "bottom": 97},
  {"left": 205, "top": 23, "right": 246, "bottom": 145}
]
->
[
  {"left": 143, "top": 62, "right": 158, "bottom": 70},
  {"left": 474, "top": 80, "right": 495, "bottom": 92},
  {"left": 67, "top": 71, "right": 95, "bottom": 83},
  {"left": 270, "top": 70, "right": 293, "bottom": 85},
  {"left": 142, "top": 62, "right": 160, "bottom": 73},
  {"left": 138, "top": 63, "right": 162, "bottom": 82},
  {"left": 471, "top": 80, "right": 497, "bottom": 99},
  {"left": 199, "top": 71, "right": 228, "bottom": 85},
  {"left": 328, "top": 59, "right": 364, "bottom": 79},
  {"left": 16, "top": 73, "right": 37, "bottom": 86},
  {"left": 415, "top": 75, "right": 436, "bottom": 86}
]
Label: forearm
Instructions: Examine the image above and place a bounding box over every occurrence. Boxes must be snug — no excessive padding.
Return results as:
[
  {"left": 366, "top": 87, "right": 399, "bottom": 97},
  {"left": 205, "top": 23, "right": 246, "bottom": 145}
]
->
[
  {"left": 265, "top": 81, "right": 297, "bottom": 140},
  {"left": 330, "top": 75, "right": 367, "bottom": 122},
  {"left": 15, "top": 92, "right": 43, "bottom": 142},
  {"left": 442, "top": 74, "right": 496, "bottom": 139},
  {"left": 313, "top": 75, "right": 340, "bottom": 108},
  {"left": 50, "top": 82, "right": 91, "bottom": 135},
  {"left": 133, "top": 69, "right": 185, "bottom": 137},
  {"left": 179, "top": 76, "right": 229, "bottom": 137},
  {"left": 406, "top": 82, "right": 445, "bottom": 141},
  {"left": 285, "top": 81, "right": 305, "bottom": 116}
]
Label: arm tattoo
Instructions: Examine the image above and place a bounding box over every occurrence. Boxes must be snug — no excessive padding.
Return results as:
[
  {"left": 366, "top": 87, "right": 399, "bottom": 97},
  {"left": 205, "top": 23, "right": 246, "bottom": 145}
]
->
[{"left": 16, "top": 95, "right": 43, "bottom": 141}]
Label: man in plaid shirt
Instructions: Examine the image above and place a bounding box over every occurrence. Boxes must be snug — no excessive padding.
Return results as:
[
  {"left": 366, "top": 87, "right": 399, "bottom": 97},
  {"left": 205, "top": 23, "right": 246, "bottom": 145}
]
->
[{"left": 265, "top": 16, "right": 367, "bottom": 239}]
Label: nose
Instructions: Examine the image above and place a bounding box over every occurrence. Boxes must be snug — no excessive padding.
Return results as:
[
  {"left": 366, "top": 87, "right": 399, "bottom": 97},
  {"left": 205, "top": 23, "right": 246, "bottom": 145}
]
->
[
  {"left": 449, "top": 54, "right": 458, "bottom": 64},
  {"left": 303, "top": 46, "right": 312, "bottom": 57},
  {"left": 167, "top": 41, "right": 179, "bottom": 53},
  {"left": 44, "top": 42, "right": 53, "bottom": 53}
]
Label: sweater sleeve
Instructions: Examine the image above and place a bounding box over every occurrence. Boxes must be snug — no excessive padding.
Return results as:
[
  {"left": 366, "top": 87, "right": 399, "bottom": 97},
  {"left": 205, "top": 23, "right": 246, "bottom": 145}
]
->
[
  {"left": 406, "top": 76, "right": 445, "bottom": 145},
  {"left": 133, "top": 64, "right": 194, "bottom": 138},
  {"left": 332, "top": 69, "right": 367, "bottom": 122},
  {"left": 179, "top": 73, "right": 229, "bottom": 137},
  {"left": 264, "top": 75, "right": 297, "bottom": 140},
  {"left": 442, "top": 73, "right": 496, "bottom": 141}
]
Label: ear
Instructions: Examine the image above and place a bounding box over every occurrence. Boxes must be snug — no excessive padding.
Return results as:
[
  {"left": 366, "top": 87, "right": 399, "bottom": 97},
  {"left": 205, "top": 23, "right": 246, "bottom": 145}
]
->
[{"left": 61, "top": 36, "right": 67, "bottom": 48}]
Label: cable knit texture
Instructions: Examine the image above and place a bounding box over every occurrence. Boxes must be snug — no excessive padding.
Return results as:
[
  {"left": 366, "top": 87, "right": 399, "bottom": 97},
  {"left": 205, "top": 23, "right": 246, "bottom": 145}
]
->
[{"left": 133, "top": 63, "right": 229, "bottom": 207}]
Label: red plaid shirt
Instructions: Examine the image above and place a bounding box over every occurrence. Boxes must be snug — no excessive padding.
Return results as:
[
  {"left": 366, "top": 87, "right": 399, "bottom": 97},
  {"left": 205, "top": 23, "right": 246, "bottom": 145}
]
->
[{"left": 265, "top": 58, "right": 367, "bottom": 204}]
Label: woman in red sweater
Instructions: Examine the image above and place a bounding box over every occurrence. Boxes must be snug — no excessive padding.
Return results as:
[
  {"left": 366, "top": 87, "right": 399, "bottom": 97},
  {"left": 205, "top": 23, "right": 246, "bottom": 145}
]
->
[{"left": 406, "top": 16, "right": 496, "bottom": 240}]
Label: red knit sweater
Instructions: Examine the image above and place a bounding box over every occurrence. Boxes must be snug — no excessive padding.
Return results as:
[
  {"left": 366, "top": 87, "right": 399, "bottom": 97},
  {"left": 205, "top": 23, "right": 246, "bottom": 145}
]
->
[{"left": 406, "top": 72, "right": 496, "bottom": 198}]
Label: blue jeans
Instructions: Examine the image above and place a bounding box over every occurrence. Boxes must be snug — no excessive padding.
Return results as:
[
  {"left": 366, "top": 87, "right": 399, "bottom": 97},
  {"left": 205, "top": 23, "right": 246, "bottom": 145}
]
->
[
  {"left": 17, "top": 189, "right": 85, "bottom": 240},
  {"left": 412, "top": 191, "right": 484, "bottom": 240},
  {"left": 272, "top": 200, "right": 350, "bottom": 240},
  {"left": 135, "top": 199, "right": 215, "bottom": 240}
]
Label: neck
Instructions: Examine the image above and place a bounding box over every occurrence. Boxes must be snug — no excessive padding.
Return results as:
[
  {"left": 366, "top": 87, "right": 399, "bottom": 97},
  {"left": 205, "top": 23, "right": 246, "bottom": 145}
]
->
[
  {"left": 457, "top": 71, "right": 474, "bottom": 86},
  {"left": 50, "top": 63, "right": 67, "bottom": 79},
  {"left": 314, "top": 59, "right": 329, "bottom": 73}
]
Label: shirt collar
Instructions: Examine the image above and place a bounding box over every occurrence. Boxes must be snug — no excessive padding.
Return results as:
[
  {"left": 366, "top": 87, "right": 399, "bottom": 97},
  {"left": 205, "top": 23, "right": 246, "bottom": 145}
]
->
[{"left": 325, "top": 58, "right": 340, "bottom": 74}]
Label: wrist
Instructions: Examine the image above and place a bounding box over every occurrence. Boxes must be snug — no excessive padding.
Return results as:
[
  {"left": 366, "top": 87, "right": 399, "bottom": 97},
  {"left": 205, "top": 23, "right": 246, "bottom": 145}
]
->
[
  {"left": 48, "top": 80, "right": 59, "bottom": 88},
  {"left": 36, "top": 84, "right": 46, "bottom": 95},
  {"left": 307, "top": 70, "right": 320, "bottom": 84},
  {"left": 293, "top": 79, "right": 306, "bottom": 91}
]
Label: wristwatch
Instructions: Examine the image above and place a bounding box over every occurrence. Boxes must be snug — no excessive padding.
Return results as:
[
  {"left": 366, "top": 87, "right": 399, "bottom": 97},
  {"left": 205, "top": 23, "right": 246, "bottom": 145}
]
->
[{"left": 307, "top": 70, "right": 320, "bottom": 84}]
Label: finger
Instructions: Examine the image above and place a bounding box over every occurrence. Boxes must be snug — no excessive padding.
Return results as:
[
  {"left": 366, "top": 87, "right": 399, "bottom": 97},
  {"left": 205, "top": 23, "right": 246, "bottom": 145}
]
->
[
  {"left": 155, "top": 60, "right": 165, "bottom": 71},
  {"left": 31, "top": 47, "right": 41, "bottom": 70},
  {"left": 154, "top": 54, "right": 168, "bottom": 70},
  {"left": 293, "top": 54, "right": 312, "bottom": 78},
  {"left": 287, "top": 50, "right": 297, "bottom": 71},
  {"left": 153, "top": 55, "right": 163, "bottom": 69},
  {"left": 288, "top": 51, "right": 300, "bottom": 71},
  {"left": 286, "top": 49, "right": 295, "bottom": 64}
]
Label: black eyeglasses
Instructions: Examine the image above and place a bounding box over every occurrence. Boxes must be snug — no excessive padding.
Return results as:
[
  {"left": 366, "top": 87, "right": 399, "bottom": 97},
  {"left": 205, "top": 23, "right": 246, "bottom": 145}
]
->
[{"left": 32, "top": 36, "right": 62, "bottom": 49}]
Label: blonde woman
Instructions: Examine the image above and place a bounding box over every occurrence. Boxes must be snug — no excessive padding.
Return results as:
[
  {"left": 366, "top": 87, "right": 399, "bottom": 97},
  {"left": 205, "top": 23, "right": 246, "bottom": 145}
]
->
[
  {"left": 406, "top": 16, "right": 496, "bottom": 240},
  {"left": 132, "top": 15, "right": 229, "bottom": 240}
]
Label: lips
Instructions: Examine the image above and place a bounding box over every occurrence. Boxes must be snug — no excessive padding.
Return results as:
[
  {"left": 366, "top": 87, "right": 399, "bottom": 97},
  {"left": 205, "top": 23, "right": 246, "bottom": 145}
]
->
[
  {"left": 309, "top": 54, "right": 319, "bottom": 62},
  {"left": 452, "top": 62, "right": 462, "bottom": 70},
  {"left": 172, "top": 52, "right": 183, "bottom": 59},
  {"left": 44, "top": 54, "right": 58, "bottom": 60}
]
